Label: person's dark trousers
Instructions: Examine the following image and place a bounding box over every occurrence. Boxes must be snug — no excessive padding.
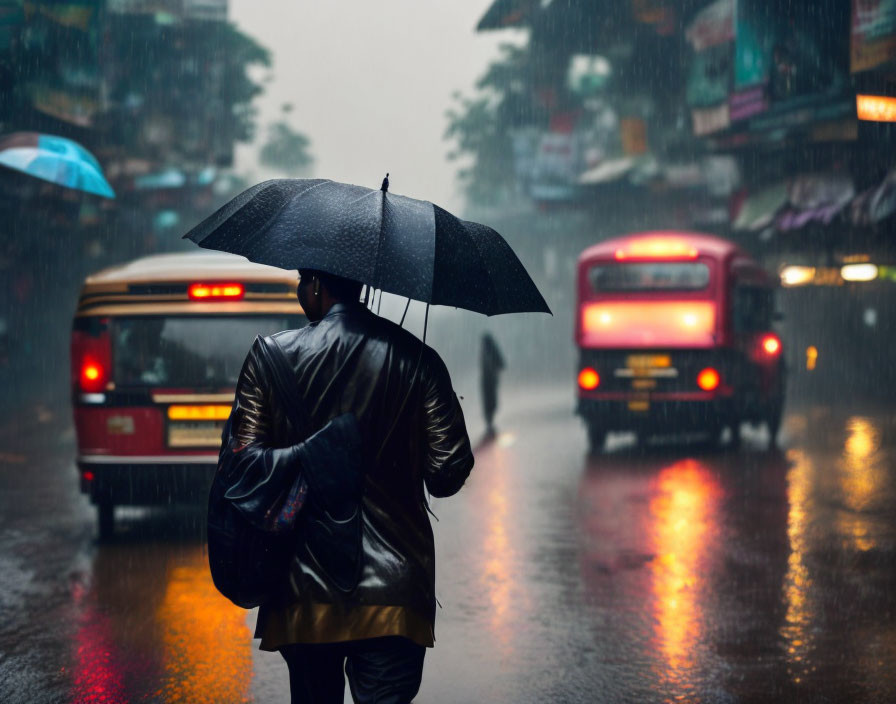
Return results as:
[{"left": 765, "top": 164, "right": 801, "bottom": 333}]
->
[{"left": 279, "top": 636, "right": 426, "bottom": 704}]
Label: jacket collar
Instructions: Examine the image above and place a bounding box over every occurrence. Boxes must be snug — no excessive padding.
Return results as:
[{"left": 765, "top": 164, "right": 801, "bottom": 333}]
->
[{"left": 324, "top": 301, "right": 365, "bottom": 319}]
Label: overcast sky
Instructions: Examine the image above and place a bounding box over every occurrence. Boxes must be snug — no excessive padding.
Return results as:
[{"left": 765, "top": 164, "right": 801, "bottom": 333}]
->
[{"left": 228, "top": 1, "right": 521, "bottom": 213}]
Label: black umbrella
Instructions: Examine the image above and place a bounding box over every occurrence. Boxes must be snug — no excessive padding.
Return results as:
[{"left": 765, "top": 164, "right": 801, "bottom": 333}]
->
[{"left": 183, "top": 178, "right": 550, "bottom": 316}]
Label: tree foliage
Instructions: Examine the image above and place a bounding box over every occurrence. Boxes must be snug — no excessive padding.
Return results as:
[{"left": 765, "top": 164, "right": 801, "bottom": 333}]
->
[
  {"left": 259, "top": 120, "right": 314, "bottom": 175},
  {"left": 101, "top": 17, "right": 272, "bottom": 162},
  {"left": 445, "top": 42, "right": 539, "bottom": 206}
]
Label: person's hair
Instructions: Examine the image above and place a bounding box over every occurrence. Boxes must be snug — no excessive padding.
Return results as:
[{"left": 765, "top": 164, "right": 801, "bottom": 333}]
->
[{"left": 316, "top": 271, "right": 364, "bottom": 302}]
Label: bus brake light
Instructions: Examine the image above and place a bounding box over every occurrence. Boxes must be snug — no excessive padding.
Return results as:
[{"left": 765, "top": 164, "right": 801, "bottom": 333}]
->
[
  {"left": 578, "top": 367, "right": 600, "bottom": 390},
  {"left": 72, "top": 323, "right": 112, "bottom": 394},
  {"left": 188, "top": 282, "right": 245, "bottom": 300},
  {"left": 614, "top": 238, "right": 699, "bottom": 260},
  {"left": 761, "top": 334, "right": 781, "bottom": 356},
  {"left": 697, "top": 367, "right": 720, "bottom": 391},
  {"left": 80, "top": 359, "right": 107, "bottom": 392}
]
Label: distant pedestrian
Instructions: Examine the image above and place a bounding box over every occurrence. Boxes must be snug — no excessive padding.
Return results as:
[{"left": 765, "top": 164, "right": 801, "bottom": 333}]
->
[{"left": 480, "top": 332, "right": 505, "bottom": 435}]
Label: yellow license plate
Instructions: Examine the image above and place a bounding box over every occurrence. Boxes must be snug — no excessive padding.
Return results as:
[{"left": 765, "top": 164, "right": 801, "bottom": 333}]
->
[
  {"left": 168, "top": 422, "right": 225, "bottom": 448},
  {"left": 626, "top": 354, "right": 671, "bottom": 369}
]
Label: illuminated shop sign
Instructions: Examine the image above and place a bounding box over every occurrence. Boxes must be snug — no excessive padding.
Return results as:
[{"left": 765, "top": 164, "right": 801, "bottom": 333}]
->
[{"left": 856, "top": 94, "right": 896, "bottom": 122}]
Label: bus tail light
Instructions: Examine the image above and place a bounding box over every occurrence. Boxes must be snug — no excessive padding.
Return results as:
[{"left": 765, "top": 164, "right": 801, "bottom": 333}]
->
[
  {"left": 80, "top": 359, "right": 107, "bottom": 392},
  {"left": 71, "top": 320, "right": 111, "bottom": 394},
  {"left": 761, "top": 334, "right": 781, "bottom": 357},
  {"left": 578, "top": 367, "right": 600, "bottom": 390},
  {"left": 696, "top": 367, "right": 720, "bottom": 391}
]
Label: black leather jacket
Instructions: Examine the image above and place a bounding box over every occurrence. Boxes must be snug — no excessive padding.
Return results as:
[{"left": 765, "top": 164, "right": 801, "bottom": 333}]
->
[{"left": 230, "top": 301, "right": 474, "bottom": 642}]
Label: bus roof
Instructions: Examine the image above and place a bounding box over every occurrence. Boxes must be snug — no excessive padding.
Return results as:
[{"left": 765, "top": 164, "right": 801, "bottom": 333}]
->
[
  {"left": 83, "top": 251, "right": 296, "bottom": 287},
  {"left": 578, "top": 231, "right": 747, "bottom": 264}
]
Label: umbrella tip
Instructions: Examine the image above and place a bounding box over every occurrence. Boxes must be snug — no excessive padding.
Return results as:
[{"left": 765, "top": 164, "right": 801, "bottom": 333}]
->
[{"left": 381, "top": 173, "right": 389, "bottom": 193}]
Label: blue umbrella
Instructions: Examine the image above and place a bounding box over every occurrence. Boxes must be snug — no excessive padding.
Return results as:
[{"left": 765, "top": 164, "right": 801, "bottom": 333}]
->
[{"left": 0, "top": 132, "right": 115, "bottom": 198}]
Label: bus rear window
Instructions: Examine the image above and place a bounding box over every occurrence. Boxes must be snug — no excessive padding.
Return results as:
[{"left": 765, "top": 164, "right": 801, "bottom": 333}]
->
[
  {"left": 589, "top": 262, "right": 710, "bottom": 292},
  {"left": 112, "top": 315, "right": 304, "bottom": 388}
]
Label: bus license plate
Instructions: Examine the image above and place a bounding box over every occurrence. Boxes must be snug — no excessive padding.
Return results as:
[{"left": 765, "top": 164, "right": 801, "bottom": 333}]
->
[
  {"left": 626, "top": 354, "right": 671, "bottom": 369},
  {"left": 168, "top": 422, "right": 225, "bottom": 448}
]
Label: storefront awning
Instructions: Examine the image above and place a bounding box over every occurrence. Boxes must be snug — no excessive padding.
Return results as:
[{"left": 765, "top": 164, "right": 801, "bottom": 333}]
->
[{"left": 578, "top": 156, "right": 636, "bottom": 185}]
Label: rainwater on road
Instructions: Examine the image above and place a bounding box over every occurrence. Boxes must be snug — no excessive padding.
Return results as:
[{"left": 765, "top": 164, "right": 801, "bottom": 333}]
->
[{"left": 1, "top": 387, "right": 895, "bottom": 703}]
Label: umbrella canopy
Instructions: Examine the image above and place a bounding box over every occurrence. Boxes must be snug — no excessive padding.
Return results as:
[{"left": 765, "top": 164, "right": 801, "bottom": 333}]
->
[
  {"left": 184, "top": 178, "right": 550, "bottom": 316},
  {"left": 0, "top": 132, "right": 115, "bottom": 198}
]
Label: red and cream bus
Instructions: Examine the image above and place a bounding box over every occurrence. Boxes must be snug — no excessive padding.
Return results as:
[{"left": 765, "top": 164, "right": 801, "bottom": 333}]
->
[
  {"left": 575, "top": 232, "right": 784, "bottom": 451},
  {"left": 71, "top": 251, "right": 305, "bottom": 537}
]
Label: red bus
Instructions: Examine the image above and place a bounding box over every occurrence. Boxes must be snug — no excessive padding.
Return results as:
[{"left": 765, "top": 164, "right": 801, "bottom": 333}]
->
[
  {"left": 71, "top": 252, "right": 306, "bottom": 537},
  {"left": 575, "top": 232, "right": 784, "bottom": 450}
]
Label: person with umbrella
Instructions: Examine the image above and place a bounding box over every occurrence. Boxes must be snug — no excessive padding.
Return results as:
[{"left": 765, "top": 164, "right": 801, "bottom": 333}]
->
[
  {"left": 480, "top": 332, "right": 505, "bottom": 436},
  {"left": 187, "top": 177, "right": 549, "bottom": 703},
  {"left": 0, "top": 132, "right": 115, "bottom": 198}
]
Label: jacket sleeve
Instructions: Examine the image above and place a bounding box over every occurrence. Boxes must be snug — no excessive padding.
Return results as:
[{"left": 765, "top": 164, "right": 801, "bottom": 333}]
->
[
  {"left": 420, "top": 349, "right": 474, "bottom": 498},
  {"left": 233, "top": 340, "right": 273, "bottom": 448},
  {"left": 216, "top": 341, "right": 306, "bottom": 531}
]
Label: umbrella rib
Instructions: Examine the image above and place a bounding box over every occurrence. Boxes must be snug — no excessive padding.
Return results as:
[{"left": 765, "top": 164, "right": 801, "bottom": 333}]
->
[
  {"left": 349, "top": 191, "right": 377, "bottom": 206},
  {"left": 373, "top": 191, "right": 388, "bottom": 290},
  {"left": 462, "top": 223, "right": 499, "bottom": 316}
]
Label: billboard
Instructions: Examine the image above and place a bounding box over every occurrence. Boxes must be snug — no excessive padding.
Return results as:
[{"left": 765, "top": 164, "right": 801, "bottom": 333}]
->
[
  {"left": 729, "top": 0, "right": 849, "bottom": 132},
  {"left": 851, "top": 0, "right": 896, "bottom": 73}
]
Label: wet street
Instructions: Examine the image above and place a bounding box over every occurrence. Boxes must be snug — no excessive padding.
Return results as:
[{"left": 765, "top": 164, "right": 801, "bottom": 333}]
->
[{"left": 1, "top": 386, "right": 895, "bottom": 703}]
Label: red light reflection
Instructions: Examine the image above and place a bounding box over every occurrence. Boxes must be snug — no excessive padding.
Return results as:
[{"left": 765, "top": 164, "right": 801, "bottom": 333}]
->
[{"left": 72, "top": 607, "right": 128, "bottom": 703}]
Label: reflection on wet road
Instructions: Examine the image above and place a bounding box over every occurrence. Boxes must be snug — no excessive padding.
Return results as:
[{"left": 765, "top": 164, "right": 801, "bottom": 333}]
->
[
  {"left": 70, "top": 543, "right": 254, "bottom": 703},
  {"left": 429, "top": 396, "right": 896, "bottom": 703},
  {"left": 782, "top": 446, "right": 814, "bottom": 685},
  {"left": 648, "top": 459, "right": 721, "bottom": 697},
  {"left": 475, "top": 432, "right": 531, "bottom": 655},
  {"left": 2, "top": 391, "right": 896, "bottom": 702}
]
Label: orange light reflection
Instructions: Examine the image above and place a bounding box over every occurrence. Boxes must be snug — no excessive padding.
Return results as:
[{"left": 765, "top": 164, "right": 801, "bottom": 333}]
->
[
  {"left": 476, "top": 437, "right": 529, "bottom": 653},
  {"left": 156, "top": 552, "right": 253, "bottom": 703},
  {"left": 781, "top": 448, "right": 814, "bottom": 682},
  {"left": 70, "top": 545, "right": 254, "bottom": 702},
  {"left": 649, "top": 459, "right": 721, "bottom": 692},
  {"left": 837, "top": 418, "right": 884, "bottom": 552}
]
